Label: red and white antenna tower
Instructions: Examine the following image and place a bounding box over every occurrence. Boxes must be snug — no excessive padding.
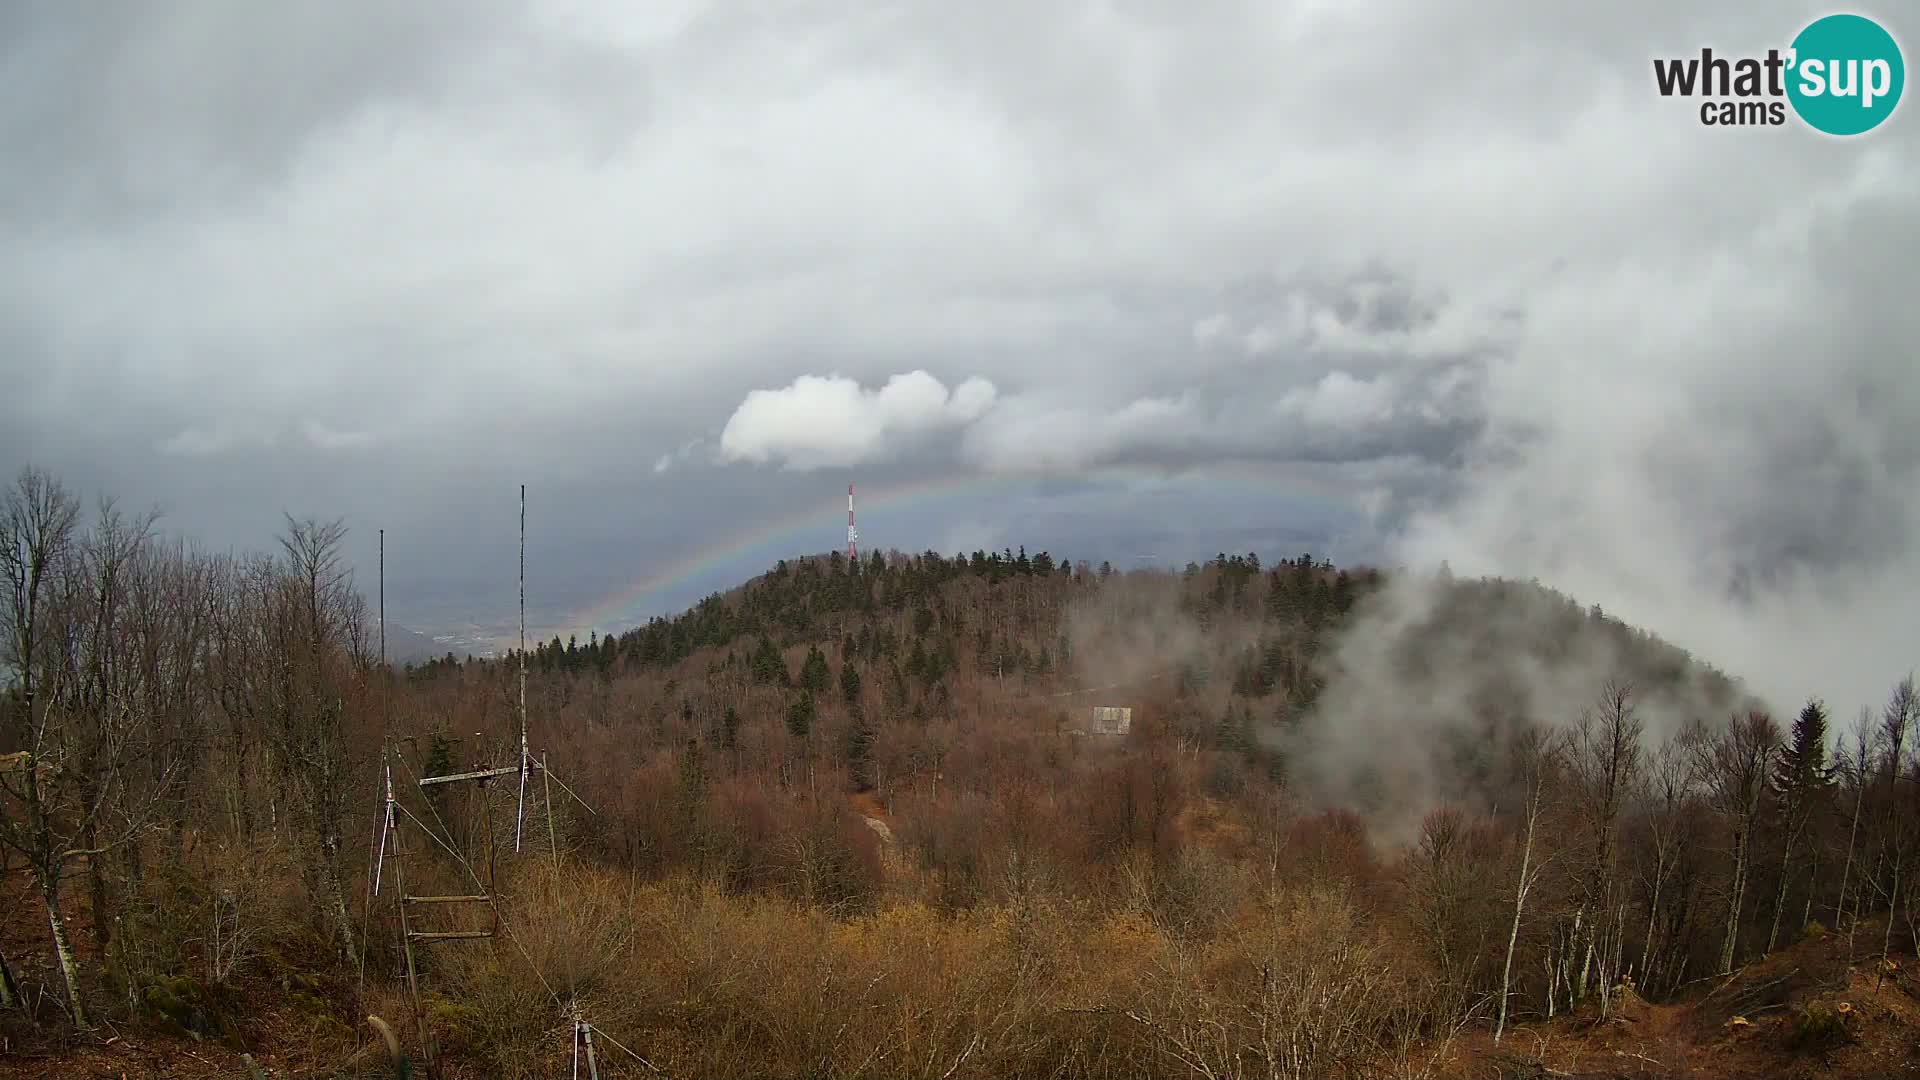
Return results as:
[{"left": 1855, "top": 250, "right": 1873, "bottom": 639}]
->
[{"left": 847, "top": 482, "right": 859, "bottom": 562}]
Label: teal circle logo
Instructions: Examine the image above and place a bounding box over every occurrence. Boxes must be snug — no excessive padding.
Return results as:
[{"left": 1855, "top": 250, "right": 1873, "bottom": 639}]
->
[{"left": 1787, "top": 14, "right": 1904, "bottom": 135}]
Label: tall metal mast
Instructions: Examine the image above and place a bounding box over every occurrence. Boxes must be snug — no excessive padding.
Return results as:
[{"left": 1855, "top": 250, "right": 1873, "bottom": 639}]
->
[
  {"left": 379, "top": 528, "right": 385, "bottom": 669},
  {"left": 515, "top": 484, "right": 529, "bottom": 851},
  {"left": 847, "top": 482, "right": 858, "bottom": 563}
]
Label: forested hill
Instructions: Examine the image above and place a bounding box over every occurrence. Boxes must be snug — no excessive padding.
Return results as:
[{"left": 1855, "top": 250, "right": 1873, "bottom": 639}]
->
[
  {"left": 503, "top": 547, "right": 1365, "bottom": 684},
  {"left": 471, "top": 547, "right": 1739, "bottom": 711},
  {"left": 406, "top": 545, "right": 1751, "bottom": 850}
]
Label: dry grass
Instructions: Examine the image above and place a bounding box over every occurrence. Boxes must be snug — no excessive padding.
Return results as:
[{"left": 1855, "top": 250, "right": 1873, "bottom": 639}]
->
[{"left": 407, "top": 864, "right": 1434, "bottom": 1080}]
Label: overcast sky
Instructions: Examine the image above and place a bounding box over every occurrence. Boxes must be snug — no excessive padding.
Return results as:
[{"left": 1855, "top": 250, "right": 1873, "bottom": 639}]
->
[{"left": 3, "top": 2, "right": 1915, "bottom": 710}]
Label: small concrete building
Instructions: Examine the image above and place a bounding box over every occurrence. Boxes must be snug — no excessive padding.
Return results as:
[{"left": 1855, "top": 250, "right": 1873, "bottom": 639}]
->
[{"left": 1088, "top": 706, "right": 1132, "bottom": 737}]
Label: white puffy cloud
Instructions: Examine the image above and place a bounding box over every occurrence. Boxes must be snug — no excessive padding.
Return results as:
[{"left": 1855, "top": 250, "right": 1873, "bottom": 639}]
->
[{"left": 718, "top": 370, "right": 997, "bottom": 469}]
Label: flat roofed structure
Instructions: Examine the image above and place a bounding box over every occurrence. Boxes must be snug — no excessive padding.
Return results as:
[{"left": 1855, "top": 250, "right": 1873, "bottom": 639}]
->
[{"left": 1089, "top": 706, "right": 1132, "bottom": 736}]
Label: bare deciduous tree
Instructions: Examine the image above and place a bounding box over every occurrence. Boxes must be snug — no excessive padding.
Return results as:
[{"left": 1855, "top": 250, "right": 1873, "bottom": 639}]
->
[
  {"left": 1495, "top": 727, "right": 1561, "bottom": 1045},
  {"left": 210, "top": 516, "right": 369, "bottom": 961},
  {"left": 0, "top": 468, "right": 169, "bottom": 1026},
  {"left": 1689, "top": 711, "right": 1779, "bottom": 974},
  {"left": 64, "top": 497, "right": 165, "bottom": 949},
  {"left": 1873, "top": 678, "right": 1915, "bottom": 984},
  {"left": 1563, "top": 681, "right": 1642, "bottom": 1014},
  {"left": 1635, "top": 731, "right": 1699, "bottom": 997},
  {"left": 1834, "top": 706, "right": 1877, "bottom": 955}
]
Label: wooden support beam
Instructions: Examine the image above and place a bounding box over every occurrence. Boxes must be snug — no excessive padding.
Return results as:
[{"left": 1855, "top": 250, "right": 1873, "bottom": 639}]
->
[
  {"left": 407, "top": 930, "right": 495, "bottom": 941},
  {"left": 416, "top": 759, "right": 551, "bottom": 788},
  {"left": 403, "top": 895, "right": 490, "bottom": 905},
  {"left": 417, "top": 763, "right": 520, "bottom": 787}
]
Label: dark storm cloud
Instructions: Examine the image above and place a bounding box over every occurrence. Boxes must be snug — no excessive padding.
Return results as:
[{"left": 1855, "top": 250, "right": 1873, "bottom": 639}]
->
[{"left": 0, "top": 2, "right": 530, "bottom": 222}]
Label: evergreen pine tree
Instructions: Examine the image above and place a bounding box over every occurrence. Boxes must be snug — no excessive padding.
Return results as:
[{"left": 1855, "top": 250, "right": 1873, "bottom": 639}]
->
[
  {"left": 676, "top": 738, "right": 710, "bottom": 864},
  {"left": 800, "top": 644, "right": 831, "bottom": 693},
  {"left": 846, "top": 705, "right": 876, "bottom": 792},
  {"left": 1764, "top": 698, "right": 1834, "bottom": 950},
  {"left": 676, "top": 738, "right": 709, "bottom": 820},
  {"left": 751, "top": 636, "right": 789, "bottom": 686},
  {"left": 423, "top": 732, "right": 455, "bottom": 819},
  {"left": 840, "top": 661, "right": 863, "bottom": 706},
  {"left": 786, "top": 693, "right": 815, "bottom": 738},
  {"left": 1773, "top": 698, "right": 1834, "bottom": 798}
]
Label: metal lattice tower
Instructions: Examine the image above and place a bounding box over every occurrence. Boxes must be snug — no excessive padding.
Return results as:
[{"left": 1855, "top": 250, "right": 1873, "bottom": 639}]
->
[{"left": 847, "top": 482, "right": 858, "bottom": 562}]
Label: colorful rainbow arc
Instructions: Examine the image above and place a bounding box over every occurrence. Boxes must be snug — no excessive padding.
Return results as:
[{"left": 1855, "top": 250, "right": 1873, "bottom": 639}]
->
[{"left": 565, "top": 463, "right": 1357, "bottom": 635}]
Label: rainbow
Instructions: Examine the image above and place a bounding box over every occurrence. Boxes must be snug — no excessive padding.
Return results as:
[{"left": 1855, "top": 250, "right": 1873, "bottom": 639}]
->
[{"left": 566, "top": 463, "right": 1361, "bottom": 636}]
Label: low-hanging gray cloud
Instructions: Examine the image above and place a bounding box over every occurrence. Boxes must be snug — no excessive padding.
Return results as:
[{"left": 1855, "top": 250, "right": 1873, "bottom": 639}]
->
[
  {"left": 711, "top": 358, "right": 1485, "bottom": 475},
  {"left": 1392, "top": 168, "right": 1920, "bottom": 718},
  {"left": 711, "top": 265, "right": 1503, "bottom": 474}
]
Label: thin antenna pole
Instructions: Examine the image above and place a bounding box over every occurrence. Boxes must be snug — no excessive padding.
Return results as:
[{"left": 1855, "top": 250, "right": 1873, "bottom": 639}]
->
[
  {"left": 515, "top": 484, "right": 529, "bottom": 851},
  {"left": 356, "top": 755, "right": 386, "bottom": 993},
  {"left": 389, "top": 759, "right": 430, "bottom": 1073},
  {"left": 379, "top": 528, "right": 385, "bottom": 668},
  {"left": 373, "top": 764, "right": 395, "bottom": 896},
  {"left": 363, "top": 530, "right": 390, "bottom": 992}
]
